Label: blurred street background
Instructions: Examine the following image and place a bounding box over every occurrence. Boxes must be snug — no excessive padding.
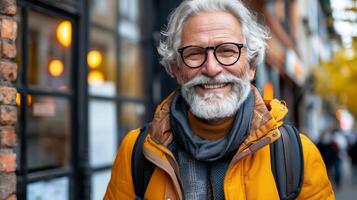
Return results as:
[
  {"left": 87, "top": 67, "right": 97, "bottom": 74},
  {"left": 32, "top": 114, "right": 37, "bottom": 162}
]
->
[{"left": 0, "top": 0, "right": 356, "bottom": 199}]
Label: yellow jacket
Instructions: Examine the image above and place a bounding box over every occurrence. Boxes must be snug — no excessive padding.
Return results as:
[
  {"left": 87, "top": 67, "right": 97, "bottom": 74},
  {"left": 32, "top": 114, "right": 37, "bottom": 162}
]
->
[{"left": 104, "top": 89, "right": 334, "bottom": 200}]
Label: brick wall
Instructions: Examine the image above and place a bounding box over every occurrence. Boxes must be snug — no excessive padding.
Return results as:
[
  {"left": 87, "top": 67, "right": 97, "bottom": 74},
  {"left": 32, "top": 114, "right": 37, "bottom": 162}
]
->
[{"left": 0, "top": 1, "right": 17, "bottom": 200}]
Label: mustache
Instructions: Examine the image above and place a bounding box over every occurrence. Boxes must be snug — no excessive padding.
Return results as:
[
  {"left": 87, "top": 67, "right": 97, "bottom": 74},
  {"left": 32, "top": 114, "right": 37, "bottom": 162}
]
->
[{"left": 183, "top": 73, "right": 244, "bottom": 89}]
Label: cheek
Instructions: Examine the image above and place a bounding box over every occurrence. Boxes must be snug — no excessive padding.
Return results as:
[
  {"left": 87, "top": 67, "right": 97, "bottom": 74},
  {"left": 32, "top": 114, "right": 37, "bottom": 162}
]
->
[
  {"left": 178, "top": 67, "right": 199, "bottom": 84},
  {"left": 228, "top": 64, "right": 248, "bottom": 78},
  {"left": 229, "top": 56, "right": 249, "bottom": 78}
]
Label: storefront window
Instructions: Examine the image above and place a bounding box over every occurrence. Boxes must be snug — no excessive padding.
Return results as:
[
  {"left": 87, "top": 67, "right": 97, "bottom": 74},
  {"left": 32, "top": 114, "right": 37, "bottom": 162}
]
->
[
  {"left": 27, "top": 11, "right": 72, "bottom": 91},
  {"left": 118, "top": 39, "right": 145, "bottom": 98},
  {"left": 119, "top": 0, "right": 139, "bottom": 22},
  {"left": 91, "top": 170, "right": 111, "bottom": 200},
  {"left": 26, "top": 96, "right": 71, "bottom": 171},
  {"left": 27, "top": 177, "right": 69, "bottom": 200},
  {"left": 90, "top": 0, "right": 117, "bottom": 30},
  {"left": 120, "top": 102, "right": 145, "bottom": 134},
  {"left": 118, "top": 0, "right": 146, "bottom": 99},
  {"left": 88, "top": 28, "right": 116, "bottom": 97},
  {"left": 89, "top": 100, "right": 117, "bottom": 167}
]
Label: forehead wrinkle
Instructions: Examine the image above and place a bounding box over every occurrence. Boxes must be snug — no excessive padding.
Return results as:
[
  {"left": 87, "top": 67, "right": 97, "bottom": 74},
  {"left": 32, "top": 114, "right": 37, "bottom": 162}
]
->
[{"left": 181, "top": 12, "right": 243, "bottom": 46}]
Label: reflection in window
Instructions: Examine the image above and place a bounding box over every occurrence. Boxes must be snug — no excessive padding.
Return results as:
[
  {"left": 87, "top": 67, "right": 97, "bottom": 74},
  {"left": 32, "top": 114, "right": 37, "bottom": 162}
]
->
[
  {"left": 27, "top": 177, "right": 69, "bottom": 200},
  {"left": 119, "top": 0, "right": 139, "bottom": 22},
  {"left": 27, "top": 11, "right": 72, "bottom": 91},
  {"left": 26, "top": 96, "right": 71, "bottom": 171},
  {"left": 88, "top": 28, "right": 116, "bottom": 97},
  {"left": 118, "top": 40, "right": 145, "bottom": 98},
  {"left": 91, "top": 170, "right": 111, "bottom": 200},
  {"left": 89, "top": 100, "right": 117, "bottom": 167},
  {"left": 90, "top": 0, "right": 117, "bottom": 29},
  {"left": 120, "top": 102, "right": 145, "bottom": 135}
]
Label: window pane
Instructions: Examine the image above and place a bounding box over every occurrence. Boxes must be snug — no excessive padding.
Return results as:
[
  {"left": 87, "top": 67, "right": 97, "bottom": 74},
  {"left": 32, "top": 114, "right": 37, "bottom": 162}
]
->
[
  {"left": 27, "top": 96, "right": 71, "bottom": 171},
  {"left": 120, "top": 102, "right": 146, "bottom": 135},
  {"left": 15, "top": 97, "right": 21, "bottom": 169},
  {"left": 119, "top": 0, "right": 139, "bottom": 22},
  {"left": 90, "top": 0, "right": 117, "bottom": 30},
  {"left": 91, "top": 170, "right": 111, "bottom": 200},
  {"left": 27, "top": 177, "right": 69, "bottom": 200},
  {"left": 27, "top": 11, "right": 72, "bottom": 91},
  {"left": 88, "top": 28, "right": 116, "bottom": 97},
  {"left": 118, "top": 39, "right": 145, "bottom": 98},
  {"left": 89, "top": 100, "right": 117, "bottom": 167}
]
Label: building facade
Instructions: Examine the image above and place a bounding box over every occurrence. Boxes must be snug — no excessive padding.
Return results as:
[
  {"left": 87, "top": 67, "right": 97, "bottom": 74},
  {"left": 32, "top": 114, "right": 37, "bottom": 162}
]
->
[{"left": 5, "top": 0, "right": 180, "bottom": 199}]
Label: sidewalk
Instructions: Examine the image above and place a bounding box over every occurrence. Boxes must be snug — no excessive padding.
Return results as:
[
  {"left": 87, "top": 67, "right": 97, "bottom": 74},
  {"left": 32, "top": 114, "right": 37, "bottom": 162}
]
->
[{"left": 333, "top": 157, "right": 357, "bottom": 200}]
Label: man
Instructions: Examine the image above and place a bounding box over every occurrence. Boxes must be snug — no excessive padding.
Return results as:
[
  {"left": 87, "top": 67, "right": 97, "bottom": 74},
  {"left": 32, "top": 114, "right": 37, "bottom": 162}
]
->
[{"left": 104, "top": 0, "right": 334, "bottom": 199}]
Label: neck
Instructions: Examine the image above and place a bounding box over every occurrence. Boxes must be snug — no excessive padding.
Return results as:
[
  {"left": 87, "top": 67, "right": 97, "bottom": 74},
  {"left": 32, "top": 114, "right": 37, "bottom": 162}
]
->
[{"left": 188, "top": 110, "right": 235, "bottom": 140}]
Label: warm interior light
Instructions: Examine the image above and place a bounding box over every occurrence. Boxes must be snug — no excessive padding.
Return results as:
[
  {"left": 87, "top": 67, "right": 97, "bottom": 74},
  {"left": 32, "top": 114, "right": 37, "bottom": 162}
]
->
[
  {"left": 88, "top": 70, "right": 104, "bottom": 86},
  {"left": 263, "top": 81, "right": 274, "bottom": 100},
  {"left": 56, "top": 20, "right": 72, "bottom": 47},
  {"left": 16, "top": 93, "right": 21, "bottom": 106},
  {"left": 49, "top": 59, "right": 64, "bottom": 77},
  {"left": 87, "top": 50, "right": 103, "bottom": 69},
  {"left": 27, "top": 95, "right": 32, "bottom": 106},
  {"left": 16, "top": 93, "right": 32, "bottom": 106}
]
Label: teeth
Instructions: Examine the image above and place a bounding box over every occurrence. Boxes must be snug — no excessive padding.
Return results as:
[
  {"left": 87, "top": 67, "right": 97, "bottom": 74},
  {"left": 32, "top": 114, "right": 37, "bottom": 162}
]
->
[{"left": 202, "top": 83, "right": 226, "bottom": 89}]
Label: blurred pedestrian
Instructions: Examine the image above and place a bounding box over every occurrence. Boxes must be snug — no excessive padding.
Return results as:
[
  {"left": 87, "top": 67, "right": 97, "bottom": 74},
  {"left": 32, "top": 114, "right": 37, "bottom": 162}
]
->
[
  {"left": 317, "top": 129, "right": 338, "bottom": 178},
  {"left": 104, "top": 0, "right": 334, "bottom": 199},
  {"left": 348, "top": 128, "right": 357, "bottom": 185},
  {"left": 331, "top": 127, "right": 348, "bottom": 189}
]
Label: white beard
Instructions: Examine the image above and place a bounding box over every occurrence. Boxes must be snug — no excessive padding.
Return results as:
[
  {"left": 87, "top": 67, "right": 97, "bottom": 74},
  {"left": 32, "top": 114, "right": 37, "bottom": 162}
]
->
[{"left": 181, "top": 73, "right": 251, "bottom": 121}]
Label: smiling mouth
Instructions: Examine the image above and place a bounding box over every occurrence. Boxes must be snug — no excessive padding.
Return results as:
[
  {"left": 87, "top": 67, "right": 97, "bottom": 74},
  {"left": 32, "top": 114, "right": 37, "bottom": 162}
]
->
[{"left": 197, "top": 83, "right": 230, "bottom": 89}]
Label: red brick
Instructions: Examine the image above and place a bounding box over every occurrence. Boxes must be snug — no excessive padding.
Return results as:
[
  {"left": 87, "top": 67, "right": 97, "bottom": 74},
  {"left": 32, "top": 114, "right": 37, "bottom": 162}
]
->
[
  {"left": 0, "top": 172, "right": 16, "bottom": 199},
  {"left": 0, "top": 0, "right": 17, "bottom": 16},
  {"left": 0, "top": 86, "right": 16, "bottom": 105},
  {"left": 0, "top": 127, "right": 16, "bottom": 148},
  {"left": 0, "top": 19, "right": 17, "bottom": 41},
  {"left": 1, "top": 40, "right": 16, "bottom": 59},
  {"left": 0, "top": 61, "right": 17, "bottom": 82},
  {"left": 0, "top": 152, "right": 16, "bottom": 173},
  {"left": 6, "top": 194, "right": 16, "bottom": 200},
  {"left": 0, "top": 105, "right": 17, "bottom": 125}
]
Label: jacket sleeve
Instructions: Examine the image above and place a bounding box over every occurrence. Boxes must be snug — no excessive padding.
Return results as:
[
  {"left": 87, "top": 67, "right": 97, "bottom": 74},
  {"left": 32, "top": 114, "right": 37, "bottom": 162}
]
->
[
  {"left": 297, "top": 134, "right": 335, "bottom": 200},
  {"left": 103, "top": 129, "right": 141, "bottom": 200}
]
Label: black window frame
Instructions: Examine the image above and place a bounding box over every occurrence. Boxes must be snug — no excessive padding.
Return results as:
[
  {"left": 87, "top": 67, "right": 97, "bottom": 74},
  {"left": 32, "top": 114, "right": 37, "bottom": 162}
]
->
[
  {"left": 15, "top": 0, "right": 156, "bottom": 199},
  {"left": 16, "top": 0, "right": 87, "bottom": 199}
]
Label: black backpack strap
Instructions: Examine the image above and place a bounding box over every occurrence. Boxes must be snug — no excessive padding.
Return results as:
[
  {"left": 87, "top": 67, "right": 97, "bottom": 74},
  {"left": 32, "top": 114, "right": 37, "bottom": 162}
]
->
[
  {"left": 270, "top": 124, "right": 304, "bottom": 200},
  {"left": 131, "top": 123, "right": 155, "bottom": 200}
]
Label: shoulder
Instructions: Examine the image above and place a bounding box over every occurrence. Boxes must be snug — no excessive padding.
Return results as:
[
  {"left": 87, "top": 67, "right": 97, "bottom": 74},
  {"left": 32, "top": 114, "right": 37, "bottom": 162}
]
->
[
  {"left": 120, "top": 128, "right": 142, "bottom": 152},
  {"left": 299, "top": 134, "right": 322, "bottom": 160},
  {"left": 299, "top": 133, "right": 325, "bottom": 169},
  {"left": 112, "top": 127, "right": 142, "bottom": 171},
  {"left": 112, "top": 128, "right": 142, "bottom": 170},
  {"left": 104, "top": 128, "right": 142, "bottom": 199},
  {"left": 297, "top": 134, "right": 335, "bottom": 199}
]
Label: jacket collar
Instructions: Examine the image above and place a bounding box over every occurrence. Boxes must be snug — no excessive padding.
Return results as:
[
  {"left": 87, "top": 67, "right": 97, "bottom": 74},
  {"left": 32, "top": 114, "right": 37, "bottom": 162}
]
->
[{"left": 149, "top": 85, "right": 288, "bottom": 147}]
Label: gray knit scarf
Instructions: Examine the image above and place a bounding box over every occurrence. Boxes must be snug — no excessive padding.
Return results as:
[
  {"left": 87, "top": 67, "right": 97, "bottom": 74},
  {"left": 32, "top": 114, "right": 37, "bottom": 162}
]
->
[{"left": 170, "top": 91, "right": 254, "bottom": 199}]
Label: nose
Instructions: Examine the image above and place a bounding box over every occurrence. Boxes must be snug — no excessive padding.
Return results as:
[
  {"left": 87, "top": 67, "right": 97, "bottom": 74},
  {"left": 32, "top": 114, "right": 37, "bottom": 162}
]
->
[{"left": 200, "top": 50, "right": 223, "bottom": 77}]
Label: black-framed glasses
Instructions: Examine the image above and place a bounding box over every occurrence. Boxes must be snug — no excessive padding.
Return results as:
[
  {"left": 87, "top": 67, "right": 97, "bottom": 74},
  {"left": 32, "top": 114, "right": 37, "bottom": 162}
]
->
[{"left": 178, "top": 42, "right": 245, "bottom": 68}]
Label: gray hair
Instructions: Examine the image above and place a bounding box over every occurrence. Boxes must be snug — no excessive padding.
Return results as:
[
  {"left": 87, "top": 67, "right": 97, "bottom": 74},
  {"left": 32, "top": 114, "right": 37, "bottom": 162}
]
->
[{"left": 157, "top": 0, "right": 269, "bottom": 77}]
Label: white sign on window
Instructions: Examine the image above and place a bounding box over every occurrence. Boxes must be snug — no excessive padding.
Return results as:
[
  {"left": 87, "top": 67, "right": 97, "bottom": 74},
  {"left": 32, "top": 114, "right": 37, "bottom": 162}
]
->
[{"left": 27, "top": 177, "right": 69, "bottom": 200}]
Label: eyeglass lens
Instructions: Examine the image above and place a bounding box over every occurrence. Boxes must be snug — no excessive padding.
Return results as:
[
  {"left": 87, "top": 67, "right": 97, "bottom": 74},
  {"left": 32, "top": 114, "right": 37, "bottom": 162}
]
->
[{"left": 181, "top": 43, "right": 241, "bottom": 68}]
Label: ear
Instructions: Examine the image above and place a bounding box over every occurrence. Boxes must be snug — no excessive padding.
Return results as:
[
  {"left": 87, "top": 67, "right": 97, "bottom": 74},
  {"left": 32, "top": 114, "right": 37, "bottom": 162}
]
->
[
  {"left": 170, "top": 62, "right": 183, "bottom": 84},
  {"left": 249, "top": 66, "right": 256, "bottom": 81}
]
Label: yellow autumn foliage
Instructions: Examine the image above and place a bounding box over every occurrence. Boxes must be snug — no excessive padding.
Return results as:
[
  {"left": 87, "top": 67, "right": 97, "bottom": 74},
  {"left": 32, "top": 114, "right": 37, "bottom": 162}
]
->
[{"left": 314, "top": 38, "right": 357, "bottom": 118}]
